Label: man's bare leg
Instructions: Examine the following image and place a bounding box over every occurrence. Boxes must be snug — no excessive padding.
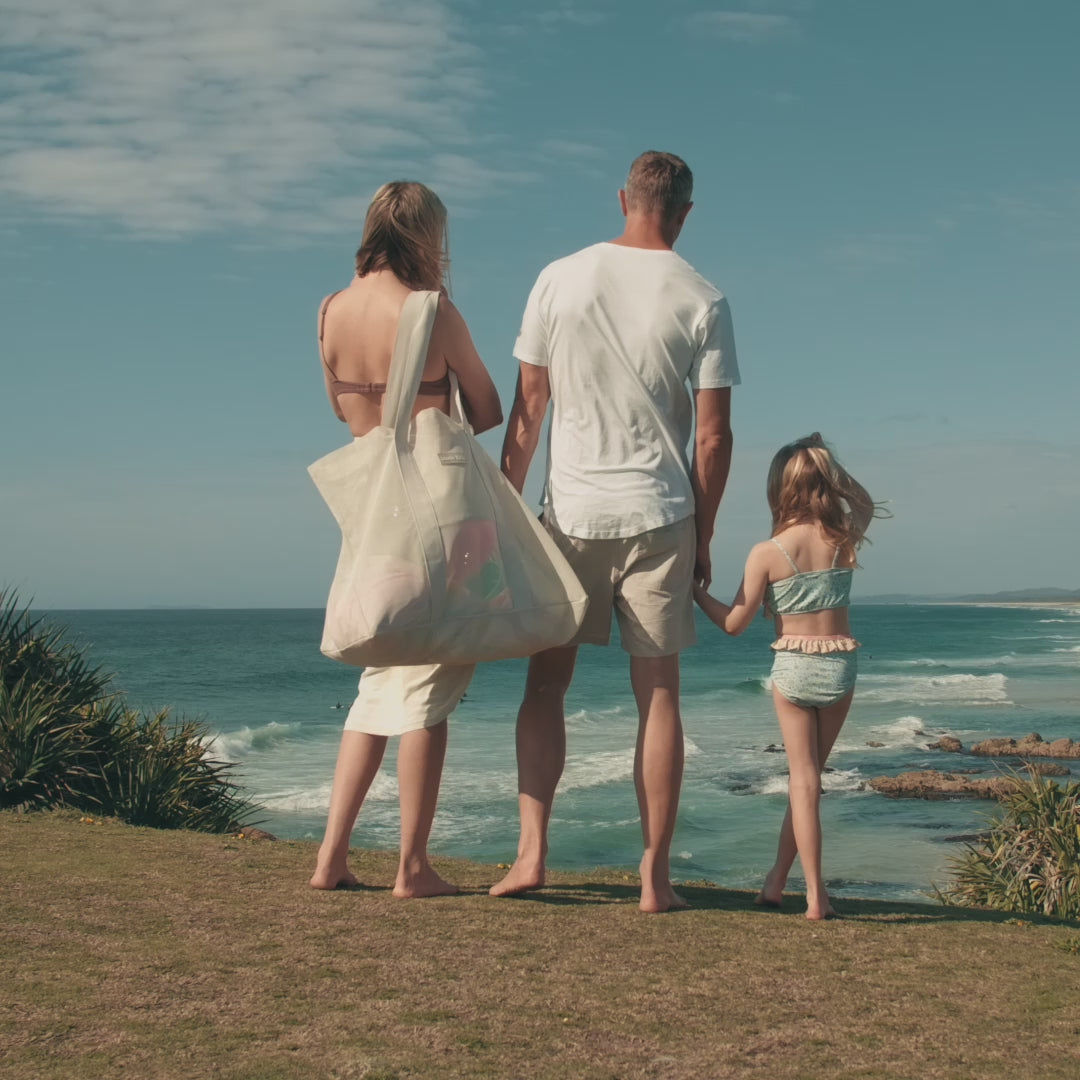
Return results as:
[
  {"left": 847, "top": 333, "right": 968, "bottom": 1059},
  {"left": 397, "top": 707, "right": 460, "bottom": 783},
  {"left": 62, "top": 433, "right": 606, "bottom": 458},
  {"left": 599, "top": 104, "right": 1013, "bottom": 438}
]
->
[
  {"left": 490, "top": 645, "right": 578, "bottom": 897},
  {"left": 310, "top": 730, "right": 388, "bottom": 889},
  {"left": 630, "top": 653, "right": 689, "bottom": 913},
  {"left": 394, "top": 720, "right": 458, "bottom": 898}
]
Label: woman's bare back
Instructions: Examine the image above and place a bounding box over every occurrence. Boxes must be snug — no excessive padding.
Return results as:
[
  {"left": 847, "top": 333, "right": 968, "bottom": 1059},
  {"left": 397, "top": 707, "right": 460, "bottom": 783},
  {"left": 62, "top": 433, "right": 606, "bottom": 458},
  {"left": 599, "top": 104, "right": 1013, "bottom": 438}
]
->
[{"left": 319, "top": 270, "right": 454, "bottom": 436}]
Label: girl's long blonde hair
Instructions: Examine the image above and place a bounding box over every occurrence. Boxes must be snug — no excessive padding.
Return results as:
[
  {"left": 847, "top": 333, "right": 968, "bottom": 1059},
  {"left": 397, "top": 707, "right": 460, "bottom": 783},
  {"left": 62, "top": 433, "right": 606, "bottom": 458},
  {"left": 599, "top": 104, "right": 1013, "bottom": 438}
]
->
[
  {"left": 355, "top": 181, "right": 449, "bottom": 291},
  {"left": 767, "top": 433, "right": 888, "bottom": 565}
]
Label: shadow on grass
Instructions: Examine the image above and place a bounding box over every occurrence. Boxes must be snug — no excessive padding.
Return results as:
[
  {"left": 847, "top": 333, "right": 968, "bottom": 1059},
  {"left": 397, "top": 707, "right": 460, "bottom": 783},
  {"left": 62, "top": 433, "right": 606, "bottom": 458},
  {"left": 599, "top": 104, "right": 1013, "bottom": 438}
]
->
[{"left": 483, "top": 879, "right": 1075, "bottom": 926}]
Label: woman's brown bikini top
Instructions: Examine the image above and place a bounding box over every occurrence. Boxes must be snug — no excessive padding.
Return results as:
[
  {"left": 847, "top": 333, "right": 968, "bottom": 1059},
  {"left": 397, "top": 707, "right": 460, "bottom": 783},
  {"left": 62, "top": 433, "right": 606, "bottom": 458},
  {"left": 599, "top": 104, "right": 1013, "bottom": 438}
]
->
[{"left": 319, "top": 290, "right": 451, "bottom": 397}]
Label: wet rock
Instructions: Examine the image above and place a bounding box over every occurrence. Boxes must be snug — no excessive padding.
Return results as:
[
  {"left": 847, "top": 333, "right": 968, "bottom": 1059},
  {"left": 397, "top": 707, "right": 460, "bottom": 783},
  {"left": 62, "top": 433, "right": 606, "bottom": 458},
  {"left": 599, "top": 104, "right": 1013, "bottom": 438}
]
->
[
  {"left": 869, "top": 770, "right": 1018, "bottom": 800},
  {"left": 1024, "top": 762, "right": 1071, "bottom": 777},
  {"left": 970, "top": 733, "right": 1080, "bottom": 759},
  {"left": 866, "top": 741, "right": 885, "bottom": 748},
  {"left": 763, "top": 743, "right": 784, "bottom": 753},
  {"left": 928, "top": 736, "right": 963, "bottom": 752}
]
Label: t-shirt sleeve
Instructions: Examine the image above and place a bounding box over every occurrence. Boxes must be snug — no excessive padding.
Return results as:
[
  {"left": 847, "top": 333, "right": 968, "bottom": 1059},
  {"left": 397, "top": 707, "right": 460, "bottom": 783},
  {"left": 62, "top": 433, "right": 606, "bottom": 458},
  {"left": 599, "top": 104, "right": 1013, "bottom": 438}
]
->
[
  {"left": 512, "top": 274, "right": 549, "bottom": 367},
  {"left": 689, "top": 296, "right": 740, "bottom": 390}
]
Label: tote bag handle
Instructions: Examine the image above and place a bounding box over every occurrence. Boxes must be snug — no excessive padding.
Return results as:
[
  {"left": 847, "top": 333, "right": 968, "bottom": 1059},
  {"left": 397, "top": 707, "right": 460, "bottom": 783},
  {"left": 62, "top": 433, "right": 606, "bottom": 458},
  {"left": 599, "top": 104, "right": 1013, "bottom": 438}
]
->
[{"left": 381, "top": 291, "right": 441, "bottom": 442}]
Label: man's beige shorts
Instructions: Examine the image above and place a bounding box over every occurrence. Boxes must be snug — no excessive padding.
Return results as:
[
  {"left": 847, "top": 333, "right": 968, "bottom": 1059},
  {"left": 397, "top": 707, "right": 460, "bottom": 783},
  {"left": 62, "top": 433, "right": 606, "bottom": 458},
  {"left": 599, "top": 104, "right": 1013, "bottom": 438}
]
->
[{"left": 545, "top": 516, "right": 697, "bottom": 657}]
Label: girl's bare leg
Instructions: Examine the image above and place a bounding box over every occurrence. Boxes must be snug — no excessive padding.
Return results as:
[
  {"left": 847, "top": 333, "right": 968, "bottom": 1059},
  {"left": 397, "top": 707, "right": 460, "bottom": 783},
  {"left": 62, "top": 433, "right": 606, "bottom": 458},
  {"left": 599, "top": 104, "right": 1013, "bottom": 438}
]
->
[
  {"left": 310, "top": 730, "right": 388, "bottom": 889},
  {"left": 756, "top": 804, "right": 797, "bottom": 906},
  {"left": 393, "top": 719, "right": 457, "bottom": 898},
  {"left": 769, "top": 687, "right": 852, "bottom": 919}
]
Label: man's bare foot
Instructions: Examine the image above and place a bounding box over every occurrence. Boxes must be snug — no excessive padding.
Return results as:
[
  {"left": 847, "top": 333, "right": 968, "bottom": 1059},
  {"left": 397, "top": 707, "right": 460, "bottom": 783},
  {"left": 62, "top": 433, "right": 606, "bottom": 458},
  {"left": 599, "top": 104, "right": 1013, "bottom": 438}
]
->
[
  {"left": 805, "top": 904, "right": 839, "bottom": 921},
  {"left": 489, "top": 858, "right": 545, "bottom": 897},
  {"left": 638, "top": 857, "right": 690, "bottom": 913},
  {"left": 392, "top": 863, "right": 458, "bottom": 899},
  {"left": 309, "top": 865, "right": 359, "bottom": 890},
  {"left": 639, "top": 882, "right": 690, "bottom": 913}
]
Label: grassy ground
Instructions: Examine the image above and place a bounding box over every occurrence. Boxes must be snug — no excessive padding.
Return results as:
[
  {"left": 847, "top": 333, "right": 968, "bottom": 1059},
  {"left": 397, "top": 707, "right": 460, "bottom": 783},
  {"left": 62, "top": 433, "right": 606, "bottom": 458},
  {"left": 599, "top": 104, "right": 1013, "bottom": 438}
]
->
[{"left": 2, "top": 813, "right": 1078, "bottom": 1080}]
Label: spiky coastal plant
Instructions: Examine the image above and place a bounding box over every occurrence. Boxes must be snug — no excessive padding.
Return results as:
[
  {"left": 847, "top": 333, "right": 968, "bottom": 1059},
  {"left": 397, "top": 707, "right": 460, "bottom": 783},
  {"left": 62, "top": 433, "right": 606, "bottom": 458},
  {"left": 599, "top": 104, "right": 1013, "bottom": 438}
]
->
[
  {"left": 937, "top": 769, "right": 1080, "bottom": 921},
  {"left": 0, "top": 590, "right": 257, "bottom": 831}
]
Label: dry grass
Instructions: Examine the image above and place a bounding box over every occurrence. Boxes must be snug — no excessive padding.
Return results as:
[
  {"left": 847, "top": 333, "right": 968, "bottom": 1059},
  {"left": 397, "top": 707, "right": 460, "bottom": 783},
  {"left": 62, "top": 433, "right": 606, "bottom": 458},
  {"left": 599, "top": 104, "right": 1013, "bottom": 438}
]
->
[{"left": 2, "top": 812, "right": 1078, "bottom": 1080}]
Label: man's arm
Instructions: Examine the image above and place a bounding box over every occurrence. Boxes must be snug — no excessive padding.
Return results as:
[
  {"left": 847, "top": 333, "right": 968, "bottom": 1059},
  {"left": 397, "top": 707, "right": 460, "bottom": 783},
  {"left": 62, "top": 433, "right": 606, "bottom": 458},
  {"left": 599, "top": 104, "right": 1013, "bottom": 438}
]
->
[
  {"left": 691, "top": 387, "right": 733, "bottom": 588},
  {"left": 500, "top": 363, "right": 551, "bottom": 494}
]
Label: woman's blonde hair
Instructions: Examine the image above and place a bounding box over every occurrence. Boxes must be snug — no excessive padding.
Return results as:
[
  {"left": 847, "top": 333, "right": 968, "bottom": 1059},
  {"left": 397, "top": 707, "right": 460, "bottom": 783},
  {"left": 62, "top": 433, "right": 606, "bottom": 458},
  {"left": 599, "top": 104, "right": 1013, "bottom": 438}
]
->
[
  {"left": 355, "top": 181, "right": 449, "bottom": 291},
  {"left": 767, "top": 433, "right": 888, "bottom": 564}
]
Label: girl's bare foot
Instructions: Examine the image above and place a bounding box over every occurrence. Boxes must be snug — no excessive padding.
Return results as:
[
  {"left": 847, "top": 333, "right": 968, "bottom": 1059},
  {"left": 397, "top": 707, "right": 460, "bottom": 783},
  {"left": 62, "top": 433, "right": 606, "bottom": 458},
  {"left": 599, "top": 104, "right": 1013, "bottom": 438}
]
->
[
  {"left": 805, "top": 888, "right": 838, "bottom": 920},
  {"left": 309, "top": 865, "right": 359, "bottom": 890},
  {"left": 489, "top": 857, "right": 546, "bottom": 897},
  {"left": 393, "top": 862, "right": 458, "bottom": 899},
  {"left": 754, "top": 868, "right": 786, "bottom": 908}
]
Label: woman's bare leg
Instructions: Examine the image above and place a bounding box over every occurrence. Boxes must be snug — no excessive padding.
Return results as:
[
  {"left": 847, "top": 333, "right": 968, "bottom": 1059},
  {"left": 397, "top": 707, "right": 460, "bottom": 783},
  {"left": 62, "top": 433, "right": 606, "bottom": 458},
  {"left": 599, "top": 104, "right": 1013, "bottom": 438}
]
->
[
  {"left": 393, "top": 720, "right": 457, "bottom": 898},
  {"left": 770, "top": 687, "right": 853, "bottom": 919},
  {"left": 310, "top": 730, "right": 388, "bottom": 889}
]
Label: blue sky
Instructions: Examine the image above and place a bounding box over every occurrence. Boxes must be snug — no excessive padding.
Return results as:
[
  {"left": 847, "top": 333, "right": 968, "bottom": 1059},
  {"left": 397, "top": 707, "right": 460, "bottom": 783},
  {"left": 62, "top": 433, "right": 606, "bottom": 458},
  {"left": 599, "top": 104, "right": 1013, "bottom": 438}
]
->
[{"left": 2, "top": 0, "right": 1078, "bottom": 607}]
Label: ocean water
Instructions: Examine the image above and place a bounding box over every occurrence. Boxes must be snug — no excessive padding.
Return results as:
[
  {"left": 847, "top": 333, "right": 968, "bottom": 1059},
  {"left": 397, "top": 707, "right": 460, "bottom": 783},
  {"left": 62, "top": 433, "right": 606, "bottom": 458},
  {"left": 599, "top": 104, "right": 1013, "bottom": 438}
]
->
[{"left": 51, "top": 603, "right": 1080, "bottom": 902}]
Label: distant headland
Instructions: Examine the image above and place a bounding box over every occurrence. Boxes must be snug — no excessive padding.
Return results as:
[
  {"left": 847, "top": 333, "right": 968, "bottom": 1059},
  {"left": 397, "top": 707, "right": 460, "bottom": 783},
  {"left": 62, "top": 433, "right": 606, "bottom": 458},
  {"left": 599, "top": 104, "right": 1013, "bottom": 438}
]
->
[{"left": 861, "top": 587, "right": 1080, "bottom": 605}]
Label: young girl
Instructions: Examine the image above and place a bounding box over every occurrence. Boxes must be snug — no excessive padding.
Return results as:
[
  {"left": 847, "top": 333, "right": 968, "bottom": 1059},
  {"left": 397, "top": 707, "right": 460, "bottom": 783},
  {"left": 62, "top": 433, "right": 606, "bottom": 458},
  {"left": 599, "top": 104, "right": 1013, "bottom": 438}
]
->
[{"left": 694, "top": 433, "right": 886, "bottom": 920}]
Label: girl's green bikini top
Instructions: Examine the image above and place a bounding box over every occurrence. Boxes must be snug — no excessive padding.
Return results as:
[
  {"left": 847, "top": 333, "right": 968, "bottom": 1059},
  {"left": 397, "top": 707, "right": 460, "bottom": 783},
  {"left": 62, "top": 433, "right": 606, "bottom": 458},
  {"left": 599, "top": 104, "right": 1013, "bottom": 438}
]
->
[{"left": 764, "top": 538, "right": 853, "bottom": 616}]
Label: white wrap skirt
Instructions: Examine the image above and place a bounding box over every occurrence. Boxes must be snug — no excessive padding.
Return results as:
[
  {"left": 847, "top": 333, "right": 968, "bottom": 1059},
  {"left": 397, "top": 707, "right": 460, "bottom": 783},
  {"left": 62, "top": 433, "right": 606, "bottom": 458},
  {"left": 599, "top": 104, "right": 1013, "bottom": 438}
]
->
[{"left": 344, "top": 663, "right": 475, "bottom": 737}]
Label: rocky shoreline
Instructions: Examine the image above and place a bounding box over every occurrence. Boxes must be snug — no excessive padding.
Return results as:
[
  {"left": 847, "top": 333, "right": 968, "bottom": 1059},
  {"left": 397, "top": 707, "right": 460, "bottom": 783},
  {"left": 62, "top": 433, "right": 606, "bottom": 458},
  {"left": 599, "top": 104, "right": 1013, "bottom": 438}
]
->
[{"left": 868, "top": 732, "right": 1076, "bottom": 800}]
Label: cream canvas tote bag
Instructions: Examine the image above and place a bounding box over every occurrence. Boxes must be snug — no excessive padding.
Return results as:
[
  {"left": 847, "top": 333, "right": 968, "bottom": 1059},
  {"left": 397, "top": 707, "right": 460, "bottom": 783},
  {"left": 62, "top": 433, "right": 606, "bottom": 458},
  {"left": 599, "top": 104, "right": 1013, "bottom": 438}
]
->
[{"left": 309, "top": 290, "right": 588, "bottom": 667}]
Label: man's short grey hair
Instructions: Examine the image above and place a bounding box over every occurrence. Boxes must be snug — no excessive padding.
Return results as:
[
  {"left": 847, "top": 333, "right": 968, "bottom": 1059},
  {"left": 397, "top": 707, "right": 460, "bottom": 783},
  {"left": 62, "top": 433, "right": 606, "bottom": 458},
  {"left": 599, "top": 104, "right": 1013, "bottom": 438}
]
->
[{"left": 624, "top": 151, "right": 693, "bottom": 219}]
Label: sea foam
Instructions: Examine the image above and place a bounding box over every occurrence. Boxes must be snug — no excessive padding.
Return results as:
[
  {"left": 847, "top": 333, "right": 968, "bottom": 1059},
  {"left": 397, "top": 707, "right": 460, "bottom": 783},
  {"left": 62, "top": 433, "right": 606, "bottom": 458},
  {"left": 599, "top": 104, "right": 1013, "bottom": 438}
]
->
[
  {"left": 857, "top": 672, "right": 1010, "bottom": 706},
  {"left": 756, "top": 767, "right": 866, "bottom": 797},
  {"left": 206, "top": 721, "right": 302, "bottom": 760}
]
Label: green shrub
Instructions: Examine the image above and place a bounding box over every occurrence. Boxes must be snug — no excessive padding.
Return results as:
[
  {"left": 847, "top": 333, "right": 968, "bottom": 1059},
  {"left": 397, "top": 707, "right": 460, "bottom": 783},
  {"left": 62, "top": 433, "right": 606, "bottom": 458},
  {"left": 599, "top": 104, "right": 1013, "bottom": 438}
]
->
[
  {"left": 0, "top": 590, "right": 258, "bottom": 832},
  {"left": 936, "top": 769, "right": 1080, "bottom": 921},
  {"left": 99, "top": 708, "right": 252, "bottom": 832}
]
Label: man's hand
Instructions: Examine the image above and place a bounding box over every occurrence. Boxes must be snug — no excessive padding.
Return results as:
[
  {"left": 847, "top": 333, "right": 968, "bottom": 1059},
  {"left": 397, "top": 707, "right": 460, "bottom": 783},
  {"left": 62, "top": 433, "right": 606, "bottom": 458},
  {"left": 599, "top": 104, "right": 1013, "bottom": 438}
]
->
[
  {"left": 501, "top": 364, "right": 551, "bottom": 494},
  {"left": 694, "top": 539, "right": 712, "bottom": 590}
]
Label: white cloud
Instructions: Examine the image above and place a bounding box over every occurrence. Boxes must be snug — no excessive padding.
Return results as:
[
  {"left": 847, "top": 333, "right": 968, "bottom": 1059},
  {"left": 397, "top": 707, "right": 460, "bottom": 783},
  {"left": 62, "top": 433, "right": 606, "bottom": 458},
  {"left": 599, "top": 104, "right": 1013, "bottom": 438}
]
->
[
  {"left": 0, "top": 0, "right": 529, "bottom": 237},
  {"left": 684, "top": 11, "right": 797, "bottom": 43}
]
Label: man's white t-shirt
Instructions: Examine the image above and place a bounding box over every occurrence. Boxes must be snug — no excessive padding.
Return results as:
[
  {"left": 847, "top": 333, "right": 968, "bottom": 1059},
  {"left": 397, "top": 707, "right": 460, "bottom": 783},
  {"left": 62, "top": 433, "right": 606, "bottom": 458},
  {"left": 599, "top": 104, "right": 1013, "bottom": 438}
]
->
[{"left": 513, "top": 242, "right": 740, "bottom": 540}]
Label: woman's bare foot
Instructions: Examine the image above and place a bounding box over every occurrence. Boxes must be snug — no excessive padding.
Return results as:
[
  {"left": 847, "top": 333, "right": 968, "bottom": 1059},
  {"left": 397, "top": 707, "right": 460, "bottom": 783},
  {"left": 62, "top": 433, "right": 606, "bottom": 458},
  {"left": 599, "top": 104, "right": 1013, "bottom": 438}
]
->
[
  {"left": 393, "top": 862, "right": 458, "bottom": 899},
  {"left": 309, "top": 865, "right": 359, "bottom": 890},
  {"left": 805, "top": 903, "right": 839, "bottom": 921},
  {"left": 489, "top": 857, "right": 545, "bottom": 897}
]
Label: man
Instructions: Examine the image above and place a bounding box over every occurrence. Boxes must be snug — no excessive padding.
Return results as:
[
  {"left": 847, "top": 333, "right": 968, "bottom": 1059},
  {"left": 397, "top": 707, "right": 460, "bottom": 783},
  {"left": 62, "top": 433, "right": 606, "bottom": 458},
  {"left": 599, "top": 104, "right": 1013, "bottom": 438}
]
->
[{"left": 491, "top": 151, "right": 739, "bottom": 912}]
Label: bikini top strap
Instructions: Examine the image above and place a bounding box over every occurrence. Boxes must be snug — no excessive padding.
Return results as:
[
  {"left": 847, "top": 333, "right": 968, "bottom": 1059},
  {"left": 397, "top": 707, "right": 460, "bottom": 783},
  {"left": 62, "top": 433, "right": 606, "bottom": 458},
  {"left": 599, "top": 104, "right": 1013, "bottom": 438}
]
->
[
  {"left": 769, "top": 538, "right": 800, "bottom": 573},
  {"left": 832, "top": 545, "right": 843, "bottom": 568},
  {"left": 318, "top": 290, "right": 344, "bottom": 381}
]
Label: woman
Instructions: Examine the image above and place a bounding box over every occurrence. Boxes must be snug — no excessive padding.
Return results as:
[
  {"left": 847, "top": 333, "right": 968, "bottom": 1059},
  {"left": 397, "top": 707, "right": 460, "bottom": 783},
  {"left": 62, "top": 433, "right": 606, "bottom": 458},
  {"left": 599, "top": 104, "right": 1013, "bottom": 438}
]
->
[{"left": 309, "top": 181, "right": 502, "bottom": 898}]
